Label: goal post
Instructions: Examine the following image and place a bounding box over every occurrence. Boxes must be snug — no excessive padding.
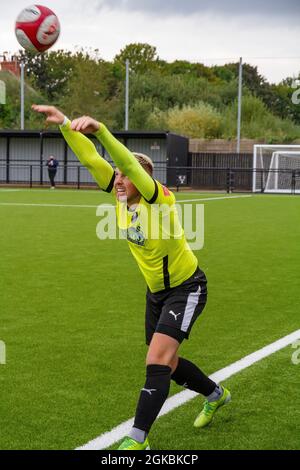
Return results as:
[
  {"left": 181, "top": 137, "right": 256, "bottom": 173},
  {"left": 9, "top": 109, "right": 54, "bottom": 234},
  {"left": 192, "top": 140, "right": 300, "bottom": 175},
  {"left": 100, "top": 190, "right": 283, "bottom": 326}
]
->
[{"left": 253, "top": 145, "right": 300, "bottom": 193}]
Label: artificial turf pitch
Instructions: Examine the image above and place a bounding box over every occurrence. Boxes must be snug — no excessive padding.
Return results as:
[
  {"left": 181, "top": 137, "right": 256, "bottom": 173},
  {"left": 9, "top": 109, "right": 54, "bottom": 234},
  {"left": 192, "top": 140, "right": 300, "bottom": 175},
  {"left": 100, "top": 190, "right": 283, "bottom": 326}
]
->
[{"left": 0, "top": 189, "right": 299, "bottom": 450}]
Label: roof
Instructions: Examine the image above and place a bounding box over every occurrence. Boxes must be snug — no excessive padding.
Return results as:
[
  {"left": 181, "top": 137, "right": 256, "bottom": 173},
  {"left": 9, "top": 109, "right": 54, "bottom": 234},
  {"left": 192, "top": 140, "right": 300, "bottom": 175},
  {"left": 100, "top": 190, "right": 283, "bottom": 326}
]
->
[{"left": 0, "top": 129, "right": 187, "bottom": 140}]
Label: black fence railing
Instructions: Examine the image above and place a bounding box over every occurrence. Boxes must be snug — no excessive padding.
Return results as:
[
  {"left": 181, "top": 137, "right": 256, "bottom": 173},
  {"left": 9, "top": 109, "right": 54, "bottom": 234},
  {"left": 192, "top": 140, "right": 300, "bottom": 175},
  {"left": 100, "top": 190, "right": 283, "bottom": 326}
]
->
[
  {"left": 172, "top": 166, "right": 300, "bottom": 193},
  {"left": 0, "top": 162, "right": 167, "bottom": 188},
  {"left": 172, "top": 166, "right": 252, "bottom": 192},
  {"left": 0, "top": 163, "right": 97, "bottom": 189},
  {"left": 0, "top": 163, "right": 300, "bottom": 194}
]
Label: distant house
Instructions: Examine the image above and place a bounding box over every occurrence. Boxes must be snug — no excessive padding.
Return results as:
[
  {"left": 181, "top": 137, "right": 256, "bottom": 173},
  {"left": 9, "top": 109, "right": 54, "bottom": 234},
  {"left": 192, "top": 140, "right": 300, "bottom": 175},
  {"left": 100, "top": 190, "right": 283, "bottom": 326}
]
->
[{"left": 0, "top": 55, "right": 20, "bottom": 77}]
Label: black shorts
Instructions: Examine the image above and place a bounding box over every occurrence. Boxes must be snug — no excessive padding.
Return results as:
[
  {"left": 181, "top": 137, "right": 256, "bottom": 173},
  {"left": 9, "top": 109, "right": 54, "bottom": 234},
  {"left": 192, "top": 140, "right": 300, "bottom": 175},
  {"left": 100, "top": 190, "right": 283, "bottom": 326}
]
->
[{"left": 145, "top": 267, "right": 207, "bottom": 345}]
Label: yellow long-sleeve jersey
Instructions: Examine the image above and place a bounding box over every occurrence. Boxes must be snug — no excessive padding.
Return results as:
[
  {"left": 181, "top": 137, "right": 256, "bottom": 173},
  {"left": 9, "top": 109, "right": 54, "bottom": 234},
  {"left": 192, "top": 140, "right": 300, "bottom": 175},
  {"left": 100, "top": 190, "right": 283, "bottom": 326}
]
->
[{"left": 60, "top": 120, "right": 198, "bottom": 293}]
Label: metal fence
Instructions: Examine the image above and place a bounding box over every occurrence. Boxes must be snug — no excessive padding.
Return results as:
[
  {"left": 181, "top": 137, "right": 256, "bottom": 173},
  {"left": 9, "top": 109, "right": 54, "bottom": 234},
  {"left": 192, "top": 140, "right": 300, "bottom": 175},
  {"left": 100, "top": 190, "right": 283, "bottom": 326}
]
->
[
  {"left": 1, "top": 162, "right": 300, "bottom": 194},
  {"left": 173, "top": 167, "right": 300, "bottom": 193},
  {"left": 0, "top": 161, "right": 168, "bottom": 188},
  {"left": 188, "top": 152, "right": 253, "bottom": 189},
  {"left": 0, "top": 163, "right": 95, "bottom": 188}
]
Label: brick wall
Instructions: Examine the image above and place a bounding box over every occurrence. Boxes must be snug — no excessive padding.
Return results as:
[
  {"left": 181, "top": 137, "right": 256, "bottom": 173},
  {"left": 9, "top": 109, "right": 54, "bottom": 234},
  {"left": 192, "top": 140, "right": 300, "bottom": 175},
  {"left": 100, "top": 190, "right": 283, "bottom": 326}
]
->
[{"left": 0, "top": 61, "right": 20, "bottom": 77}]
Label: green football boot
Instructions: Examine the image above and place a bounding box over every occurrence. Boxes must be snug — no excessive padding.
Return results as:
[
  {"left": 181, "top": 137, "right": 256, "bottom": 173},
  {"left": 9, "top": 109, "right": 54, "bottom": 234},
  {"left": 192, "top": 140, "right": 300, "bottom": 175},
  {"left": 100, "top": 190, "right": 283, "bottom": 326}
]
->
[
  {"left": 117, "top": 436, "right": 150, "bottom": 450},
  {"left": 194, "top": 386, "right": 231, "bottom": 428}
]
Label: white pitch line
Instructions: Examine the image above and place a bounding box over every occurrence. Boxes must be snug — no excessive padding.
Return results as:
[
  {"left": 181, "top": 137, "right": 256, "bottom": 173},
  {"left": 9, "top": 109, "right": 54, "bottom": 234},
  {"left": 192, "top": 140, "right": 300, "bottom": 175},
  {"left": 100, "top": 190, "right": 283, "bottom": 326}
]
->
[
  {"left": 0, "top": 202, "right": 100, "bottom": 208},
  {"left": 0, "top": 188, "right": 107, "bottom": 194},
  {"left": 177, "top": 195, "right": 252, "bottom": 203},
  {"left": 0, "top": 195, "right": 251, "bottom": 209},
  {"left": 76, "top": 329, "right": 300, "bottom": 450},
  {"left": 0, "top": 189, "right": 22, "bottom": 192}
]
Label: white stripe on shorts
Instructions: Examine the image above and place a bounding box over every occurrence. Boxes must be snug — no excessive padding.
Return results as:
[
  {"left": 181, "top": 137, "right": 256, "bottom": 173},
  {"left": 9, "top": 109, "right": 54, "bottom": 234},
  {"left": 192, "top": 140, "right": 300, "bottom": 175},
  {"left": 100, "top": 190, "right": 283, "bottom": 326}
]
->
[{"left": 181, "top": 285, "right": 201, "bottom": 333}]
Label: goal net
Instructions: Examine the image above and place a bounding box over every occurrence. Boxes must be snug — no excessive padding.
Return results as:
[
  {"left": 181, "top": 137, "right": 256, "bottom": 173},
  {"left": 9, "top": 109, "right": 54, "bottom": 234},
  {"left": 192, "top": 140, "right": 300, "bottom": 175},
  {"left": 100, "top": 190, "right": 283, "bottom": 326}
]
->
[{"left": 253, "top": 145, "right": 300, "bottom": 193}]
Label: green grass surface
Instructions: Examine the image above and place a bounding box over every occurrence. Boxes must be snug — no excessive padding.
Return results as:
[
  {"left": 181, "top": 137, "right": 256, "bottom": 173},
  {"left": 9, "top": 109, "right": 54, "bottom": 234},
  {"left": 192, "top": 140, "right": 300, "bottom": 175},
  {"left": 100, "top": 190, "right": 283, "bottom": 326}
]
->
[
  {"left": 112, "top": 346, "right": 300, "bottom": 450},
  {"left": 0, "top": 189, "right": 299, "bottom": 450}
]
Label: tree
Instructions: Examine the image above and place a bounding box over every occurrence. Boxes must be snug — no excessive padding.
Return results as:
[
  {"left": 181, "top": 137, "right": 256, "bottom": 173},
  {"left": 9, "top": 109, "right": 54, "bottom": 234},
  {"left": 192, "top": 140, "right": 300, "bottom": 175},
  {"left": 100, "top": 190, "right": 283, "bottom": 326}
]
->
[
  {"left": 114, "top": 43, "right": 158, "bottom": 73},
  {"left": 147, "top": 102, "right": 222, "bottom": 138},
  {"left": 0, "top": 70, "right": 45, "bottom": 129},
  {"left": 270, "top": 76, "right": 300, "bottom": 125},
  {"left": 126, "top": 98, "right": 154, "bottom": 129},
  {"left": 58, "top": 56, "right": 119, "bottom": 127},
  {"left": 18, "top": 49, "right": 76, "bottom": 101},
  {"left": 161, "top": 60, "right": 216, "bottom": 81}
]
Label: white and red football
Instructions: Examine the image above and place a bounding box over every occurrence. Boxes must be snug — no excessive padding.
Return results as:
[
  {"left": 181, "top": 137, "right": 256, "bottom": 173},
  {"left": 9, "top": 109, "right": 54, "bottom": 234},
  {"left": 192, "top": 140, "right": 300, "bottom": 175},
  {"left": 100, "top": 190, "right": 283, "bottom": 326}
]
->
[{"left": 15, "top": 4, "right": 60, "bottom": 53}]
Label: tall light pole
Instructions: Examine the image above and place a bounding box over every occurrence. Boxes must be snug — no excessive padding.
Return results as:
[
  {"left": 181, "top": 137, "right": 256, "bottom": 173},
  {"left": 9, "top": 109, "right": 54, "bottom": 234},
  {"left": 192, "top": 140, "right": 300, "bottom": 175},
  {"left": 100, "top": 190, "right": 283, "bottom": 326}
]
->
[
  {"left": 125, "top": 59, "right": 129, "bottom": 131},
  {"left": 237, "top": 57, "right": 243, "bottom": 153},
  {"left": 20, "top": 62, "right": 25, "bottom": 130}
]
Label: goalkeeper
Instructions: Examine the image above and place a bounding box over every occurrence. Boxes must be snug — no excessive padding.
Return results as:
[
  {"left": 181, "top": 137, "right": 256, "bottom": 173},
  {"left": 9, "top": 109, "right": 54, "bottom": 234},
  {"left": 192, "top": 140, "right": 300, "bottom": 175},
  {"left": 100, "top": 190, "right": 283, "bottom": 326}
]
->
[{"left": 32, "top": 104, "right": 231, "bottom": 451}]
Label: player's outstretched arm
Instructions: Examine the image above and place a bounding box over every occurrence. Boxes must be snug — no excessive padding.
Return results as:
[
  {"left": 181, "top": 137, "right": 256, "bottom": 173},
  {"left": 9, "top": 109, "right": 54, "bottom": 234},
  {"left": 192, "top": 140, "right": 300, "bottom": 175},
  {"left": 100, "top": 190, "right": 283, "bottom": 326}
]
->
[
  {"left": 32, "top": 104, "right": 65, "bottom": 124},
  {"left": 70, "top": 115, "right": 100, "bottom": 134},
  {"left": 31, "top": 105, "right": 114, "bottom": 192},
  {"left": 71, "top": 116, "right": 157, "bottom": 202}
]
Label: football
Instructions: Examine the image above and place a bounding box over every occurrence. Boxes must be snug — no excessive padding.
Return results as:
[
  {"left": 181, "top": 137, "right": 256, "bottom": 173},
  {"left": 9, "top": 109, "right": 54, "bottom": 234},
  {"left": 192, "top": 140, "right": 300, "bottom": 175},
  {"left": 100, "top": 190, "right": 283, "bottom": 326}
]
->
[{"left": 15, "top": 4, "right": 60, "bottom": 53}]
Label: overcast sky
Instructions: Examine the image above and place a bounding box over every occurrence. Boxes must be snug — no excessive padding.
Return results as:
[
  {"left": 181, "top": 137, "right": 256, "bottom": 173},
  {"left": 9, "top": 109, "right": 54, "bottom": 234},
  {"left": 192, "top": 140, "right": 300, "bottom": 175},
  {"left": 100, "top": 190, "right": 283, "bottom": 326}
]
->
[{"left": 1, "top": 0, "right": 299, "bottom": 83}]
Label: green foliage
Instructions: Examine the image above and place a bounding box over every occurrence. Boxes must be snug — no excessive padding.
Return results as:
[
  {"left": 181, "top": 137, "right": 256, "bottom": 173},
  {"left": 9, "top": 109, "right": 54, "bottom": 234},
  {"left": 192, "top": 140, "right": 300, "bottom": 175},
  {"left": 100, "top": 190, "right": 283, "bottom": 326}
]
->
[
  {"left": 269, "top": 80, "right": 300, "bottom": 125},
  {"left": 57, "top": 55, "right": 119, "bottom": 128},
  {"left": 128, "top": 70, "right": 224, "bottom": 114},
  {"left": 127, "top": 98, "right": 154, "bottom": 129},
  {"left": 0, "top": 70, "right": 45, "bottom": 129},
  {"left": 114, "top": 43, "right": 158, "bottom": 74},
  {"left": 0, "top": 101, "right": 14, "bottom": 128},
  {"left": 147, "top": 102, "right": 222, "bottom": 138},
  {"left": 159, "top": 60, "right": 217, "bottom": 82},
  {"left": 2, "top": 45, "right": 300, "bottom": 140},
  {"left": 222, "top": 95, "right": 300, "bottom": 142},
  {"left": 18, "top": 49, "right": 76, "bottom": 101},
  {"left": 214, "top": 62, "right": 300, "bottom": 126}
]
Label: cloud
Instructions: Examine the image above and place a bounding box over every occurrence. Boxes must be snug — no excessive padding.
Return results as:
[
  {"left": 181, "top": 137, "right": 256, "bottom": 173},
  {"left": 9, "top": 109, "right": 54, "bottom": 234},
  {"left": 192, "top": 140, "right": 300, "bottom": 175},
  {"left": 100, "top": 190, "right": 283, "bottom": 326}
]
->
[{"left": 95, "top": 0, "right": 300, "bottom": 17}]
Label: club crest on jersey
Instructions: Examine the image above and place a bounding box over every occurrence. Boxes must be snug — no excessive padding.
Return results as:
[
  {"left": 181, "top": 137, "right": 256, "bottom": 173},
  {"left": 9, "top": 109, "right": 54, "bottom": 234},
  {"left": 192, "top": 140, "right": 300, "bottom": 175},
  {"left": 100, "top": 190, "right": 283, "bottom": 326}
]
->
[{"left": 126, "top": 225, "right": 145, "bottom": 246}]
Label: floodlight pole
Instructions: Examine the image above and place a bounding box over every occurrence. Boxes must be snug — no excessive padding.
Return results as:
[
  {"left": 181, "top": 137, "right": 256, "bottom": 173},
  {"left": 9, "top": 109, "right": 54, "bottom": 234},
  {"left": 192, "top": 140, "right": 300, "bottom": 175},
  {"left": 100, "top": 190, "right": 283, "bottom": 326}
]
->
[
  {"left": 20, "top": 62, "right": 25, "bottom": 130},
  {"left": 237, "top": 57, "right": 243, "bottom": 153},
  {"left": 125, "top": 59, "right": 129, "bottom": 131}
]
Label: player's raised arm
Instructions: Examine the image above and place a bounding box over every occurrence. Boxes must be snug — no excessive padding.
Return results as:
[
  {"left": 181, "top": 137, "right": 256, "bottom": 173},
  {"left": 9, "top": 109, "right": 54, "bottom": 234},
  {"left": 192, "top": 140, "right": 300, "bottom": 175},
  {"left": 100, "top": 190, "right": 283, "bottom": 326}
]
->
[
  {"left": 96, "top": 124, "right": 158, "bottom": 202},
  {"left": 31, "top": 105, "right": 115, "bottom": 192},
  {"left": 71, "top": 116, "right": 157, "bottom": 203}
]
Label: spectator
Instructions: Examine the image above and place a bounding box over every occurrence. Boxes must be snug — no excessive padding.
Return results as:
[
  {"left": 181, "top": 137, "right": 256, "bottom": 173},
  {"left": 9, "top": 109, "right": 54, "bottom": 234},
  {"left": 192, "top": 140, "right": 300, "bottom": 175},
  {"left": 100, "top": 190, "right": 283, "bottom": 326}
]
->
[{"left": 46, "top": 156, "right": 59, "bottom": 189}]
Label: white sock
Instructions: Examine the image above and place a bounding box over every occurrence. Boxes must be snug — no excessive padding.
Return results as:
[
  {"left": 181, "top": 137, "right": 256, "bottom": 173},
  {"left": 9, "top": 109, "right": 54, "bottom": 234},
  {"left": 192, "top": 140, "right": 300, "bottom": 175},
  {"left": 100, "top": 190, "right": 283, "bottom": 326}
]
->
[
  {"left": 129, "top": 427, "right": 147, "bottom": 443},
  {"left": 206, "top": 384, "right": 223, "bottom": 402}
]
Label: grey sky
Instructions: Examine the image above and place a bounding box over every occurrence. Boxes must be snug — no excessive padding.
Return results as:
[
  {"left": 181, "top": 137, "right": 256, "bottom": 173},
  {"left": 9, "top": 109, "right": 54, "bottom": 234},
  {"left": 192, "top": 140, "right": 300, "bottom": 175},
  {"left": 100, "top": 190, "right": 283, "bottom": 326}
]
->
[{"left": 97, "top": 0, "right": 300, "bottom": 17}]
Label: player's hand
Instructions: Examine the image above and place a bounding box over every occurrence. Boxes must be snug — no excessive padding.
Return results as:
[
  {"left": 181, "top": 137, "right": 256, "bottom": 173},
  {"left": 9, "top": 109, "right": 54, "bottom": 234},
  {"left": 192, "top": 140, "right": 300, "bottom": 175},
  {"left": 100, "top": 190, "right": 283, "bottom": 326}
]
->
[
  {"left": 31, "top": 104, "right": 65, "bottom": 125},
  {"left": 70, "top": 116, "right": 100, "bottom": 134}
]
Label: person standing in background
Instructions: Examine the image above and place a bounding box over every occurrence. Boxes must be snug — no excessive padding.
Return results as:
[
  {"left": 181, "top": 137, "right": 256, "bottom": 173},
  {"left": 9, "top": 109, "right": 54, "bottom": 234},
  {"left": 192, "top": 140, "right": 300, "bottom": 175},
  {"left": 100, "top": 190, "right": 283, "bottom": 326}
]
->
[{"left": 46, "top": 156, "right": 59, "bottom": 189}]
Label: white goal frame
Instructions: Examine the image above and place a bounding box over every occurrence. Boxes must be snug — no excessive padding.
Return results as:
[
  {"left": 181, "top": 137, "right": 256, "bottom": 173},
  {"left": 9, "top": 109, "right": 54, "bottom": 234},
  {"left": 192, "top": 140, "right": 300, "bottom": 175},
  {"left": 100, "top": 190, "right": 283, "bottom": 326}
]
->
[{"left": 253, "top": 144, "right": 300, "bottom": 193}]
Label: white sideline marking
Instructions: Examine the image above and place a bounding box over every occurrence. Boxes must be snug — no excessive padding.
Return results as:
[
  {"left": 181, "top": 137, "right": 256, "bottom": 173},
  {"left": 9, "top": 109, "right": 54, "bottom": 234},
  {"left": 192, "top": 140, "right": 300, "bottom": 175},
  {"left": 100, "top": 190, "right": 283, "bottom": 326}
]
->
[
  {"left": 0, "top": 189, "right": 21, "bottom": 192},
  {"left": 0, "top": 202, "right": 101, "bottom": 208},
  {"left": 0, "top": 195, "right": 251, "bottom": 209},
  {"left": 76, "top": 329, "right": 300, "bottom": 450},
  {"left": 0, "top": 189, "right": 112, "bottom": 194},
  {"left": 177, "top": 195, "right": 252, "bottom": 203}
]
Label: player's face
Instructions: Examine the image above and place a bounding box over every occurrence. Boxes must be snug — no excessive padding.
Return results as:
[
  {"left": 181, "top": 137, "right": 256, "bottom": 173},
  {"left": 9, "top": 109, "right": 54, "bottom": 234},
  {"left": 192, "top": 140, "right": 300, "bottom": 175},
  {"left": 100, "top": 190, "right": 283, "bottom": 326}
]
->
[{"left": 114, "top": 169, "right": 140, "bottom": 205}]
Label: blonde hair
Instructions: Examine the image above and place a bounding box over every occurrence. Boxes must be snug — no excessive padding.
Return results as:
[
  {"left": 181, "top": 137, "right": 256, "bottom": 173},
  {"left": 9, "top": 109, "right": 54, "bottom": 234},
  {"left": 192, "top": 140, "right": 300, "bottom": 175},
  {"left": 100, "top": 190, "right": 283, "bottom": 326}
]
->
[{"left": 133, "top": 152, "right": 154, "bottom": 176}]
